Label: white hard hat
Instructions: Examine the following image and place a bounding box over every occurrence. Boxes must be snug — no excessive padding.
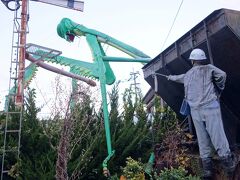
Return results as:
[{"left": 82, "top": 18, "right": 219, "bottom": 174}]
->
[{"left": 189, "top": 48, "right": 207, "bottom": 60}]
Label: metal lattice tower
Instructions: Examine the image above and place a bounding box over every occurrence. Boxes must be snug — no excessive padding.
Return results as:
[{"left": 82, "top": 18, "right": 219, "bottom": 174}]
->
[
  {"left": 129, "top": 69, "right": 141, "bottom": 101},
  {"left": 0, "top": 0, "right": 29, "bottom": 178}
]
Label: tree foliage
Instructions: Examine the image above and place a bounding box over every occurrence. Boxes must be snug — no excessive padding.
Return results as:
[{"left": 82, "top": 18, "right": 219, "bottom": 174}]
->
[
  {"left": 0, "top": 82, "right": 201, "bottom": 179},
  {"left": 20, "top": 88, "right": 57, "bottom": 179}
]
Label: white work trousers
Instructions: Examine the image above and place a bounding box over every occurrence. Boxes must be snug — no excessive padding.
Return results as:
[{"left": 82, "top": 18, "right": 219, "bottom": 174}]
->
[{"left": 190, "top": 100, "right": 231, "bottom": 159}]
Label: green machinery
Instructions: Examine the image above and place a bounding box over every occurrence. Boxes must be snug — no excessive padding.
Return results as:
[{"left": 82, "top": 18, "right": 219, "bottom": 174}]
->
[{"left": 10, "top": 18, "right": 151, "bottom": 175}]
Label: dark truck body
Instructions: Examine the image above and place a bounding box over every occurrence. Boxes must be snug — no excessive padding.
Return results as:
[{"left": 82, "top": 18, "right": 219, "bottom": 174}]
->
[{"left": 142, "top": 8, "right": 240, "bottom": 148}]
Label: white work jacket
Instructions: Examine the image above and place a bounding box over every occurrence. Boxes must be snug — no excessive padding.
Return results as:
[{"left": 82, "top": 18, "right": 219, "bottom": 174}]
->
[{"left": 168, "top": 64, "right": 226, "bottom": 108}]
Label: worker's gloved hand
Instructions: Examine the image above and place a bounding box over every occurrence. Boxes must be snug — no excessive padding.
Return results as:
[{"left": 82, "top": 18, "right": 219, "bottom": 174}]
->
[{"left": 167, "top": 75, "right": 175, "bottom": 81}]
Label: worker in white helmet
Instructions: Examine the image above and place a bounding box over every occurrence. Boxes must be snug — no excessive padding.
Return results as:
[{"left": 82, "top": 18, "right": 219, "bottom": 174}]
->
[{"left": 167, "top": 48, "right": 237, "bottom": 179}]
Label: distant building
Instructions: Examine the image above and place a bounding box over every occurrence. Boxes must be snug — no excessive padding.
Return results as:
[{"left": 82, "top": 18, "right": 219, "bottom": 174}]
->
[
  {"left": 143, "top": 88, "right": 166, "bottom": 123},
  {"left": 143, "top": 88, "right": 165, "bottom": 111},
  {"left": 143, "top": 88, "right": 155, "bottom": 113}
]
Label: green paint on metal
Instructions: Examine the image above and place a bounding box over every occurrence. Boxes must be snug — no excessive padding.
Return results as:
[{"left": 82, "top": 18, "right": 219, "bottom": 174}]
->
[
  {"left": 5, "top": 63, "right": 38, "bottom": 110},
  {"left": 57, "top": 18, "right": 150, "bottom": 59},
  {"left": 6, "top": 17, "right": 151, "bottom": 173},
  {"left": 56, "top": 17, "right": 151, "bottom": 173},
  {"left": 35, "top": 50, "right": 115, "bottom": 85},
  {"left": 86, "top": 34, "right": 113, "bottom": 155},
  {"left": 103, "top": 56, "right": 151, "bottom": 63},
  {"left": 102, "top": 150, "right": 115, "bottom": 168},
  {"left": 145, "top": 152, "right": 155, "bottom": 177}
]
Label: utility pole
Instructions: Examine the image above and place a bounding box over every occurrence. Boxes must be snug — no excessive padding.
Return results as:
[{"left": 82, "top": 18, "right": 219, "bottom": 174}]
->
[
  {"left": 16, "top": 0, "right": 28, "bottom": 105},
  {"left": 1, "top": 0, "right": 84, "bottom": 178},
  {"left": 1, "top": 0, "right": 29, "bottom": 178},
  {"left": 129, "top": 68, "right": 141, "bottom": 101}
]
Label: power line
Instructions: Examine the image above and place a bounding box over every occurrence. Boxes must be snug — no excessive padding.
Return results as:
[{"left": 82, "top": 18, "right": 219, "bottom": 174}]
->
[{"left": 161, "top": 0, "right": 184, "bottom": 51}]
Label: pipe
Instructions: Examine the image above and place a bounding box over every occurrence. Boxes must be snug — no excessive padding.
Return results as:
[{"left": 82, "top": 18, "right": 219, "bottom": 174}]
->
[{"left": 26, "top": 53, "right": 96, "bottom": 87}]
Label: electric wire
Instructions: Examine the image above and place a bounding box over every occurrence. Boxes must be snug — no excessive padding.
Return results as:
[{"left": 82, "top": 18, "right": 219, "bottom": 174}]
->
[{"left": 161, "top": 0, "right": 184, "bottom": 51}]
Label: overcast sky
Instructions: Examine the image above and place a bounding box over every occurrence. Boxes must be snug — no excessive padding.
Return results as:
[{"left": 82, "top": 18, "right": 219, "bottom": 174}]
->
[{"left": 0, "top": 0, "right": 240, "bottom": 115}]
